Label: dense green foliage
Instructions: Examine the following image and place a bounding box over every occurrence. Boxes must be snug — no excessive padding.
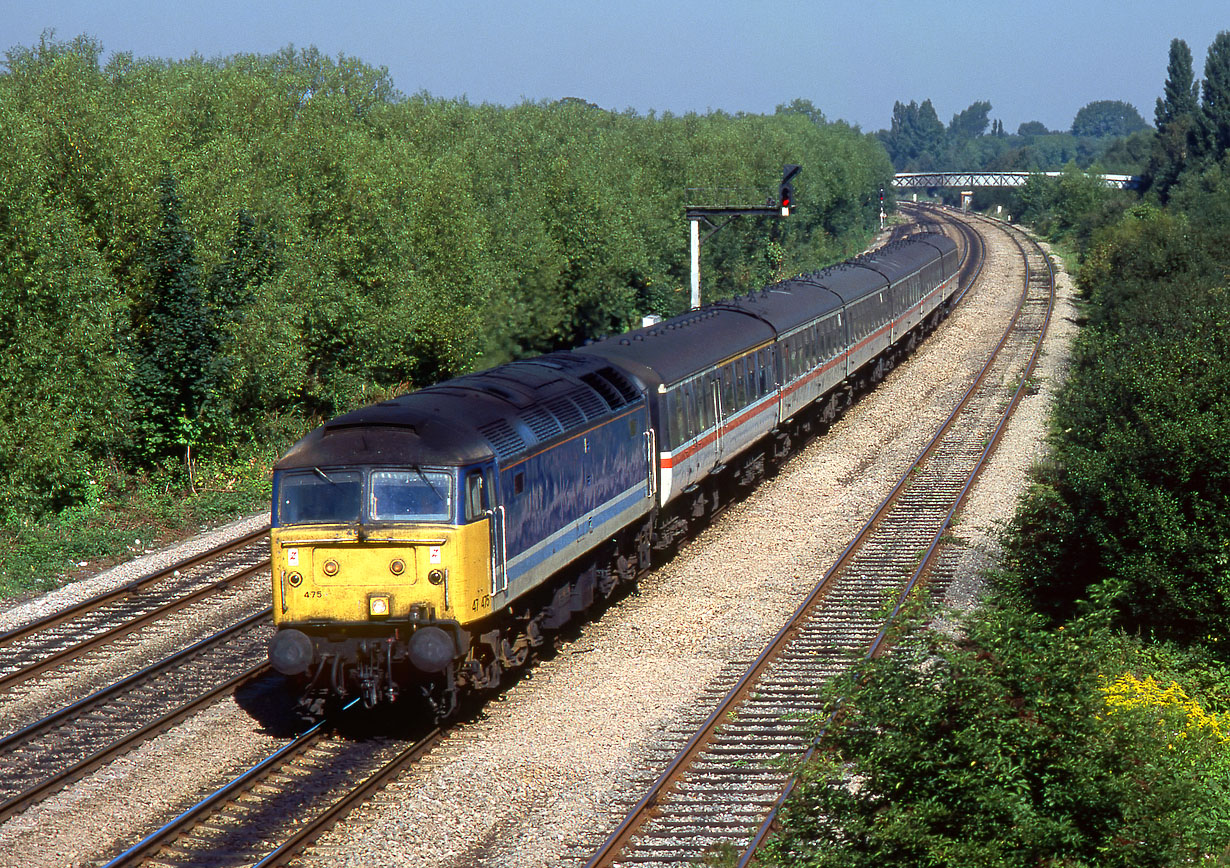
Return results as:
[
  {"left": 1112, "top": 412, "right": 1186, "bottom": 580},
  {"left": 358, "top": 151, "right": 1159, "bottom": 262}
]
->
[
  {"left": 1013, "top": 164, "right": 1134, "bottom": 247},
  {"left": 1070, "top": 99, "right": 1149, "bottom": 139},
  {"left": 1007, "top": 200, "right": 1230, "bottom": 642},
  {"left": 0, "top": 34, "right": 890, "bottom": 533},
  {"left": 766, "top": 610, "right": 1230, "bottom": 867}
]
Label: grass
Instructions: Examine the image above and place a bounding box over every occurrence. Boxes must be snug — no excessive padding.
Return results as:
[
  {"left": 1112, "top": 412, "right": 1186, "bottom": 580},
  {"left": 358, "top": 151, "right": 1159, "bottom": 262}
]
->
[{"left": 0, "top": 444, "right": 278, "bottom": 602}]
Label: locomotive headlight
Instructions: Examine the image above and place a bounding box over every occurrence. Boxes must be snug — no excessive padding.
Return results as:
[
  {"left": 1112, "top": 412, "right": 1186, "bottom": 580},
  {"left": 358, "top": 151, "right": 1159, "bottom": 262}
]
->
[
  {"left": 389, "top": 558, "right": 405, "bottom": 576},
  {"left": 428, "top": 569, "right": 445, "bottom": 585},
  {"left": 368, "top": 594, "right": 391, "bottom": 618},
  {"left": 288, "top": 571, "right": 303, "bottom": 587}
]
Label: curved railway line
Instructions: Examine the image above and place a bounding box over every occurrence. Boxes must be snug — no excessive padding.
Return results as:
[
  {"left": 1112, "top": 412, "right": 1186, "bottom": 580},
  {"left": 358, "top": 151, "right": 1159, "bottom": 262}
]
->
[
  {"left": 580, "top": 206, "right": 1052, "bottom": 868},
  {"left": 0, "top": 207, "right": 1060, "bottom": 868}
]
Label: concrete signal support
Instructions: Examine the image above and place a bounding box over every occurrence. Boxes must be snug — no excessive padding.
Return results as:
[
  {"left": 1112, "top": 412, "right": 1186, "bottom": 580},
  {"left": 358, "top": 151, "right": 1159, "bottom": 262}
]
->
[{"left": 686, "top": 166, "right": 800, "bottom": 310}]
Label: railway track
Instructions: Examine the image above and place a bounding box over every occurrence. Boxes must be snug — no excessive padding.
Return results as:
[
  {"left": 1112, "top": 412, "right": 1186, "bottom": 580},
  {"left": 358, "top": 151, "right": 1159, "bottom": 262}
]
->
[
  {"left": 0, "top": 526, "right": 270, "bottom": 697},
  {"left": 101, "top": 705, "right": 443, "bottom": 868},
  {"left": 0, "top": 527, "right": 279, "bottom": 826},
  {"left": 0, "top": 612, "right": 272, "bottom": 825},
  {"left": 580, "top": 209, "right": 1052, "bottom": 868}
]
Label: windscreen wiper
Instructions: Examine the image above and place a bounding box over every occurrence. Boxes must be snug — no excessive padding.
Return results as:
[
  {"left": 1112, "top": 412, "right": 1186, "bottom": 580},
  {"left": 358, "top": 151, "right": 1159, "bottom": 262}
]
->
[{"left": 413, "top": 465, "right": 444, "bottom": 502}]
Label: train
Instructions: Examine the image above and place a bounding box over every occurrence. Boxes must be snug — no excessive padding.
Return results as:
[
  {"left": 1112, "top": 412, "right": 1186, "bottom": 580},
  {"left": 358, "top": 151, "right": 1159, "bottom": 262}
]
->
[{"left": 267, "top": 231, "right": 961, "bottom": 716}]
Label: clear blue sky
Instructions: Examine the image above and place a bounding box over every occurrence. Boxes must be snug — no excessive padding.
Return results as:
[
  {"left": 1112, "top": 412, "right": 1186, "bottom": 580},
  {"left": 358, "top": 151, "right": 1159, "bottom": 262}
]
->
[{"left": 4, "top": 1, "right": 1226, "bottom": 134}]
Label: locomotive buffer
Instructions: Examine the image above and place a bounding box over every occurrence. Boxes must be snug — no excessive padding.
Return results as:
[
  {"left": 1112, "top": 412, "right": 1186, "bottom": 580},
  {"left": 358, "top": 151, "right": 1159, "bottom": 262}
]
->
[{"left": 686, "top": 164, "right": 799, "bottom": 309}]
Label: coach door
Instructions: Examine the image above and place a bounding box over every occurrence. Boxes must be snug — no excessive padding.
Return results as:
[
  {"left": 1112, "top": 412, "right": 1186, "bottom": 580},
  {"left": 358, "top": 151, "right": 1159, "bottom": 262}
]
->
[{"left": 713, "top": 367, "right": 733, "bottom": 465}]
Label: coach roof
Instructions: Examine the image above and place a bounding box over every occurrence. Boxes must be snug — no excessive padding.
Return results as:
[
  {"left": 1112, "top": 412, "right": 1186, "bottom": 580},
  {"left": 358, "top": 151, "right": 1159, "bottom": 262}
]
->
[{"left": 577, "top": 306, "right": 776, "bottom": 388}]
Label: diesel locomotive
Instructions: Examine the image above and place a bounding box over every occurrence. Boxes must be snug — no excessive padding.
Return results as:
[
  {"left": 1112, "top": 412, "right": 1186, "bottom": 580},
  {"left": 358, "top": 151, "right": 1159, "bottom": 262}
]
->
[{"left": 268, "top": 231, "right": 960, "bottom": 716}]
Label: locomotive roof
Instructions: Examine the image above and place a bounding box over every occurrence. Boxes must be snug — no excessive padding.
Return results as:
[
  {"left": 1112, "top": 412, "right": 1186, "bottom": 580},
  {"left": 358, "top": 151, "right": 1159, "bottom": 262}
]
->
[
  {"left": 273, "top": 352, "right": 643, "bottom": 469},
  {"left": 576, "top": 306, "right": 777, "bottom": 389}
]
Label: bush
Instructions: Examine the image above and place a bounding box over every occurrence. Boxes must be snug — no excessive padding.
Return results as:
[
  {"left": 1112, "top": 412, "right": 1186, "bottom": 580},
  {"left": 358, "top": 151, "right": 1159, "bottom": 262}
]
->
[
  {"left": 1005, "top": 204, "right": 1230, "bottom": 642},
  {"left": 765, "top": 608, "right": 1230, "bottom": 867}
]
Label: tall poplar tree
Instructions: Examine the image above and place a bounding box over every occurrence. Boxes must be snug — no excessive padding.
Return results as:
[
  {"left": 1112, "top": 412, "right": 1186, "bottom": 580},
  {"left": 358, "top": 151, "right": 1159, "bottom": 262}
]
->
[
  {"left": 1156, "top": 38, "right": 1199, "bottom": 129},
  {"left": 1148, "top": 38, "right": 1200, "bottom": 198},
  {"left": 1194, "top": 31, "right": 1230, "bottom": 165}
]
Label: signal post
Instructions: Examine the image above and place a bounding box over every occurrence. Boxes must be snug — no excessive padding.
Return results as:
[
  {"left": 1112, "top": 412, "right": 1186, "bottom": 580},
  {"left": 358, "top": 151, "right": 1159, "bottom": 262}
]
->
[{"left": 686, "top": 165, "right": 800, "bottom": 309}]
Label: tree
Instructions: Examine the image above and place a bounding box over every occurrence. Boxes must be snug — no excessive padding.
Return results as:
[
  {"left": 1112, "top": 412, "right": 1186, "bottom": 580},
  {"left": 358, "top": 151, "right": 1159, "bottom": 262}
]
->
[
  {"left": 1148, "top": 39, "right": 1201, "bottom": 198},
  {"left": 1071, "top": 100, "right": 1149, "bottom": 138},
  {"left": 948, "top": 100, "right": 991, "bottom": 140},
  {"left": 775, "top": 98, "right": 826, "bottom": 126},
  {"left": 129, "top": 172, "right": 214, "bottom": 458},
  {"left": 879, "top": 99, "right": 945, "bottom": 170},
  {"left": 1017, "top": 120, "right": 1050, "bottom": 136},
  {"left": 1194, "top": 30, "right": 1230, "bottom": 165},
  {"left": 1155, "top": 38, "right": 1199, "bottom": 128}
]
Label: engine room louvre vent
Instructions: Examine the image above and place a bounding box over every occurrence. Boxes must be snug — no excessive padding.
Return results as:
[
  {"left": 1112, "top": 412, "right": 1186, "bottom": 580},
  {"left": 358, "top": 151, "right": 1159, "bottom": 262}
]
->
[
  {"left": 580, "top": 371, "right": 624, "bottom": 409},
  {"left": 521, "top": 406, "right": 562, "bottom": 442},
  {"left": 598, "top": 366, "right": 640, "bottom": 404},
  {"left": 570, "top": 387, "right": 607, "bottom": 421},
  {"left": 544, "top": 395, "right": 585, "bottom": 430},
  {"left": 477, "top": 419, "right": 526, "bottom": 460}
]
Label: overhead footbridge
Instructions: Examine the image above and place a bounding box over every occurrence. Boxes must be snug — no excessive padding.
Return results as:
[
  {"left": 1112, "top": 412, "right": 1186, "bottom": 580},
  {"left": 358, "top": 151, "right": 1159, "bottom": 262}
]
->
[{"left": 893, "top": 171, "right": 1140, "bottom": 190}]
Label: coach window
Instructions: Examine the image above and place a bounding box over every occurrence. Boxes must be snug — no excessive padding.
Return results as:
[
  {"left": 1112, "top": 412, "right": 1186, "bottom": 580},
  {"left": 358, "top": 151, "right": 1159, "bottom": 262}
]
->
[
  {"left": 670, "top": 388, "right": 686, "bottom": 444},
  {"left": 679, "top": 386, "right": 692, "bottom": 440},
  {"left": 721, "top": 365, "right": 735, "bottom": 413},
  {"left": 692, "top": 384, "right": 705, "bottom": 436},
  {"left": 700, "top": 375, "right": 716, "bottom": 430}
]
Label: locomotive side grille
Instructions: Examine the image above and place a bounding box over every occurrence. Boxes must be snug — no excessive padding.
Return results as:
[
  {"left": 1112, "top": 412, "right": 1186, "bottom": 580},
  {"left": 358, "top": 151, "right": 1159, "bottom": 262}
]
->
[
  {"left": 477, "top": 419, "right": 526, "bottom": 460},
  {"left": 580, "top": 371, "right": 624, "bottom": 409},
  {"left": 596, "top": 366, "right": 640, "bottom": 404},
  {"left": 544, "top": 396, "right": 585, "bottom": 430},
  {"left": 570, "top": 388, "right": 608, "bottom": 421},
  {"left": 522, "top": 406, "right": 563, "bottom": 442}
]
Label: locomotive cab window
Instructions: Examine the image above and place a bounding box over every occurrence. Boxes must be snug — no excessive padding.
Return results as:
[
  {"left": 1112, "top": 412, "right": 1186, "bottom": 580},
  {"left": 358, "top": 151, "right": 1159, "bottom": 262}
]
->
[
  {"left": 464, "top": 470, "right": 490, "bottom": 521},
  {"left": 275, "top": 468, "right": 362, "bottom": 525},
  {"left": 371, "top": 469, "right": 452, "bottom": 522}
]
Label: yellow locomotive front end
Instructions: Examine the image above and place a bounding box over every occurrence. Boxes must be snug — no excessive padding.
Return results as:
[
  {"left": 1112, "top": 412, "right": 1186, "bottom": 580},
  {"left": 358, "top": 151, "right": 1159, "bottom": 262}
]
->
[{"left": 268, "top": 457, "right": 498, "bottom": 713}]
